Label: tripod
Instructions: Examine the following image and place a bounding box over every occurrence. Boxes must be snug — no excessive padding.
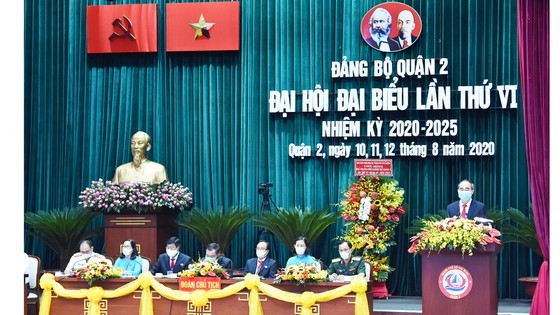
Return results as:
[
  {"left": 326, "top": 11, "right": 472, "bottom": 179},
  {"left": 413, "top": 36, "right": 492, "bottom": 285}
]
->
[{"left": 257, "top": 183, "right": 278, "bottom": 258}]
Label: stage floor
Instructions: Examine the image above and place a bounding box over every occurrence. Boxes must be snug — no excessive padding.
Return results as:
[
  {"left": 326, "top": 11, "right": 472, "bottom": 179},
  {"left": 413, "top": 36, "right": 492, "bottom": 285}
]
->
[{"left": 372, "top": 296, "right": 532, "bottom": 315}]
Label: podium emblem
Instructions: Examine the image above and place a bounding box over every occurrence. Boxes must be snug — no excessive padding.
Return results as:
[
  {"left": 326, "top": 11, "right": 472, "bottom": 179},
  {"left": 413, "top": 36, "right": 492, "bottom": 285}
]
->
[{"left": 438, "top": 265, "right": 473, "bottom": 299}]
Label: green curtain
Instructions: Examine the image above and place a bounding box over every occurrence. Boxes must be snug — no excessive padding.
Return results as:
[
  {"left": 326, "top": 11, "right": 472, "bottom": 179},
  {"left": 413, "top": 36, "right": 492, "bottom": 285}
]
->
[{"left": 24, "top": 0, "right": 534, "bottom": 298}]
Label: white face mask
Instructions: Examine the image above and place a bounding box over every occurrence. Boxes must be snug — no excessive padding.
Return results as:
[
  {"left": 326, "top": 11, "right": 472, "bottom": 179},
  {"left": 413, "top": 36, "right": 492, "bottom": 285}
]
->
[
  {"left": 256, "top": 250, "right": 268, "bottom": 259},
  {"left": 339, "top": 252, "right": 351, "bottom": 260},
  {"left": 123, "top": 248, "right": 133, "bottom": 256},
  {"left": 166, "top": 249, "right": 178, "bottom": 258},
  {"left": 295, "top": 247, "right": 306, "bottom": 256},
  {"left": 81, "top": 252, "right": 92, "bottom": 259}
]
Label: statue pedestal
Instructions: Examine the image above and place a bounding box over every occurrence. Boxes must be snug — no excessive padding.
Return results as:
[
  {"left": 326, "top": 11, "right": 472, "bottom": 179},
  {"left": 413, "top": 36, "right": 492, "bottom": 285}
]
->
[{"left": 104, "top": 209, "right": 179, "bottom": 265}]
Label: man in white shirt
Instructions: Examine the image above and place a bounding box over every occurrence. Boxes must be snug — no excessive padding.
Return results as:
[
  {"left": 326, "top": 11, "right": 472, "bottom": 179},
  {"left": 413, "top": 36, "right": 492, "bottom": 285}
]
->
[{"left": 64, "top": 240, "right": 111, "bottom": 273}]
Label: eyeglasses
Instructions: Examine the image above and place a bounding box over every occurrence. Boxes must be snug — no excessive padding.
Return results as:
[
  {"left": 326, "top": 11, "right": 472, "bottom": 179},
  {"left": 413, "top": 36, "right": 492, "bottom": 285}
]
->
[
  {"left": 458, "top": 188, "right": 472, "bottom": 191},
  {"left": 256, "top": 247, "right": 268, "bottom": 251}
]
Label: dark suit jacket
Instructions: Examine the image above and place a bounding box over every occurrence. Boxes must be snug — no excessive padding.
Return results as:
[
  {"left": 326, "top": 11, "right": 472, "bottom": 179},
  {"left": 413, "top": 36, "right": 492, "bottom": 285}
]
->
[
  {"left": 446, "top": 199, "right": 487, "bottom": 220},
  {"left": 391, "top": 35, "right": 417, "bottom": 49},
  {"left": 150, "top": 252, "right": 193, "bottom": 275},
  {"left": 243, "top": 257, "right": 279, "bottom": 279},
  {"left": 365, "top": 36, "right": 400, "bottom": 51},
  {"left": 217, "top": 256, "right": 234, "bottom": 278}
]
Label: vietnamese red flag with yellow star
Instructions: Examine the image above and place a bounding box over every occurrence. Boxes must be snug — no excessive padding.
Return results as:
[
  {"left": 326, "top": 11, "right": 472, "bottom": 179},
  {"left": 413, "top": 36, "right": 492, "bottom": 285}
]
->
[
  {"left": 87, "top": 4, "right": 158, "bottom": 54},
  {"left": 166, "top": 2, "right": 240, "bottom": 52}
]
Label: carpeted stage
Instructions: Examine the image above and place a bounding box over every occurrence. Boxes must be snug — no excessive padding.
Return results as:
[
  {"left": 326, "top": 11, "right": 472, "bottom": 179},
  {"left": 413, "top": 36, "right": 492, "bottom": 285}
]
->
[{"left": 372, "top": 296, "right": 532, "bottom": 315}]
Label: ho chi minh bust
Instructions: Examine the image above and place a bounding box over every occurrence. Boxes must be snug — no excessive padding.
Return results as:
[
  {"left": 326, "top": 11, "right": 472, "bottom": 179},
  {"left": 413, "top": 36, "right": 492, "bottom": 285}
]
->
[{"left": 112, "top": 131, "right": 169, "bottom": 184}]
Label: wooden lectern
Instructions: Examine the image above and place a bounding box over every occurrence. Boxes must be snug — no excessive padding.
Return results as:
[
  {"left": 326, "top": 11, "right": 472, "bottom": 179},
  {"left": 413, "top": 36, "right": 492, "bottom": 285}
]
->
[
  {"left": 420, "top": 243, "right": 502, "bottom": 315},
  {"left": 104, "top": 210, "right": 179, "bottom": 265}
]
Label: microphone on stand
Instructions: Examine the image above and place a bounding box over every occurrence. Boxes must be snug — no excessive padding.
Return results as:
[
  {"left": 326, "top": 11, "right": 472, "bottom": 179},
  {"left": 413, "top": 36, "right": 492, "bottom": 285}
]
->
[
  {"left": 71, "top": 256, "right": 90, "bottom": 271},
  {"left": 474, "top": 217, "right": 494, "bottom": 228}
]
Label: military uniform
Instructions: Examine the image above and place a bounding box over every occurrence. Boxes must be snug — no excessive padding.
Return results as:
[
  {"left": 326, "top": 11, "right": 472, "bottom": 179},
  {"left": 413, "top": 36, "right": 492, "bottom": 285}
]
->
[{"left": 327, "top": 256, "right": 366, "bottom": 276}]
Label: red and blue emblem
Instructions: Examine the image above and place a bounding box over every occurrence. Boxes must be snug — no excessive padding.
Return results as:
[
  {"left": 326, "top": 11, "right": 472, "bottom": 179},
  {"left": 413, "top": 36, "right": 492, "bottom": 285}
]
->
[{"left": 438, "top": 265, "right": 473, "bottom": 299}]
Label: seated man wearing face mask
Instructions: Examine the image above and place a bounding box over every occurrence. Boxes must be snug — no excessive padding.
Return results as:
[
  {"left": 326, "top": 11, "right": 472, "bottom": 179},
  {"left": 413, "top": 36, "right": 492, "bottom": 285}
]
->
[
  {"left": 64, "top": 239, "right": 111, "bottom": 274},
  {"left": 327, "top": 240, "right": 366, "bottom": 281},
  {"left": 205, "top": 242, "right": 234, "bottom": 278},
  {"left": 243, "top": 240, "right": 279, "bottom": 279},
  {"left": 150, "top": 236, "right": 193, "bottom": 275}
]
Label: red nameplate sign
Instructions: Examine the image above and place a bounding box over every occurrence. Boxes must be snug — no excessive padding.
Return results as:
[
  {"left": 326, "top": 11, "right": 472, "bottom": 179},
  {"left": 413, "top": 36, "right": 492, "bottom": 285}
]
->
[
  {"left": 87, "top": 4, "right": 158, "bottom": 53},
  {"left": 179, "top": 276, "right": 222, "bottom": 292},
  {"left": 166, "top": 2, "right": 240, "bottom": 52},
  {"left": 354, "top": 159, "right": 393, "bottom": 176}
]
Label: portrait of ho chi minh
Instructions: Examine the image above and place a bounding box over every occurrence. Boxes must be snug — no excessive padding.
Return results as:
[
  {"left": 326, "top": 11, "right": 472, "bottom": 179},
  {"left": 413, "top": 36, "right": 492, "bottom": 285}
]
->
[{"left": 112, "top": 131, "right": 169, "bottom": 184}]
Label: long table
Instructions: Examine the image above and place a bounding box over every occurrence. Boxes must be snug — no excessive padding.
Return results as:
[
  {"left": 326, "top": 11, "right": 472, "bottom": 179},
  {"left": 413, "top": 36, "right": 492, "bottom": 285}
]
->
[{"left": 48, "top": 277, "right": 374, "bottom": 315}]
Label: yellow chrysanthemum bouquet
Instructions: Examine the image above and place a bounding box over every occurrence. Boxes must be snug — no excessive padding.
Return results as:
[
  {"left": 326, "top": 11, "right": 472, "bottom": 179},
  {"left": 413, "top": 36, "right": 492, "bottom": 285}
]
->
[
  {"left": 179, "top": 258, "right": 230, "bottom": 279},
  {"left": 74, "top": 261, "right": 123, "bottom": 286},
  {"left": 273, "top": 263, "right": 328, "bottom": 286},
  {"left": 408, "top": 216, "right": 501, "bottom": 256}
]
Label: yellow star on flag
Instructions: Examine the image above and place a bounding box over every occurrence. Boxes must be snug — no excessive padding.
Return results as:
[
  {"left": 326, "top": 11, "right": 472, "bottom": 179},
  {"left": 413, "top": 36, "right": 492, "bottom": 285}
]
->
[{"left": 189, "top": 14, "right": 215, "bottom": 39}]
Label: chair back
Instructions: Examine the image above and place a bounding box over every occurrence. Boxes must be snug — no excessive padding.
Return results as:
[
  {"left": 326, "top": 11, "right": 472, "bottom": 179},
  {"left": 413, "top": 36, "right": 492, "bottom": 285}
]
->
[
  {"left": 364, "top": 260, "right": 371, "bottom": 281},
  {"left": 25, "top": 255, "right": 41, "bottom": 290},
  {"left": 141, "top": 257, "right": 151, "bottom": 273},
  {"left": 104, "top": 256, "right": 114, "bottom": 266}
]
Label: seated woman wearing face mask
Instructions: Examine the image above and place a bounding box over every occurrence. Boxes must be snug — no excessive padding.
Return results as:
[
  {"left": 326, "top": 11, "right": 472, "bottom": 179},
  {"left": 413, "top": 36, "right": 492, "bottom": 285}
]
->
[
  {"left": 285, "top": 236, "right": 319, "bottom": 269},
  {"left": 64, "top": 239, "right": 111, "bottom": 274},
  {"left": 204, "top": 242, "right": 233, "bottom": 278},
  {"left": 150, "top": 236, "right": 193, "bottom": 275},
  {"left": 113, "top": 239, "right": 143, "bottom": 278}
]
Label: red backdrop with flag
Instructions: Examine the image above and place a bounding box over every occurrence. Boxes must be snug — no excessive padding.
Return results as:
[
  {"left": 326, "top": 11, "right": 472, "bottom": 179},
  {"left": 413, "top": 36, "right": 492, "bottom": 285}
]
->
[
  {"left": 166, "top": 2, "right": 240, "bottom": 52},
  {"left": 87, "top": 4, "right": 158, "bottom": 54}
]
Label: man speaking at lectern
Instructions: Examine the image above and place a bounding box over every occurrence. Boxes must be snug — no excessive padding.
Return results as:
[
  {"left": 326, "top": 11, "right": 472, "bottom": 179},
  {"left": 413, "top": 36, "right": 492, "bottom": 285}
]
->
[
  {"left": 112, "top": 131, "right": 168, "bottom": 184},
  {"left": 446, "top": 179, "right": 488, "bottom": 220}
]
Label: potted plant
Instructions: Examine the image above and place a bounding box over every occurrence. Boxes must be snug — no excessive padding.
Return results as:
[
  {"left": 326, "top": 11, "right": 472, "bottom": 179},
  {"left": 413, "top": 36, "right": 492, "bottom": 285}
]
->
[
  {"left": 252, "top": 206, "right": 339, "bottom": 255},
  {"left": 488, "top": 207, "right": 542, "bottom": 298},
  {"left": 176, "top": 206, "right": 253, "bottom": 255},
  {"left": 24, "top": 207, "right": 103, "bottom": 268}
]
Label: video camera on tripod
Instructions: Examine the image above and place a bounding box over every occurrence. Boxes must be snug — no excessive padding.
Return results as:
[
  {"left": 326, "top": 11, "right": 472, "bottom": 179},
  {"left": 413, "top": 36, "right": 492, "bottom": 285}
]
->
[
  {"left": 258, "top": 182, "right": 273, "bottom": 197},
  {"left": 257, "top": 182, "right": 275, "bottom": 243}
]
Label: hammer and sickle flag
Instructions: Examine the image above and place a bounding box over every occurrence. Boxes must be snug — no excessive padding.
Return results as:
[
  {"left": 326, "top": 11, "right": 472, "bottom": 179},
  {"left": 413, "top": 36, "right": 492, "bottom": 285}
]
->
[
  {"left": 87, "top": 4, "right": 158, "bottom": 54},
  {"left": 166, "top": 2, "right": 240, "bottom": 52}
]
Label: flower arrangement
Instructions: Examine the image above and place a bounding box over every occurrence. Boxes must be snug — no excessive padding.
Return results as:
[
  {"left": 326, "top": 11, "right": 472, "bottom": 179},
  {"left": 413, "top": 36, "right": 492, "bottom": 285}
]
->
[
  {"left": 79, "top": 179, "right": 193, "bottom": 213},
  {"left": 273, "top": 263, "right": 328, "bottom": 286},
  {"left": 74, "top": 261, "right": 123, "bottom": 286},
  {"left": 408, "top": 217, "right": 501, "bottom": 256},
  {"left": 178, "top": 258, "right": 231, "bottom": 279},
  {"left": 337, "top": 176, "right": 406, "bottom": 282}
]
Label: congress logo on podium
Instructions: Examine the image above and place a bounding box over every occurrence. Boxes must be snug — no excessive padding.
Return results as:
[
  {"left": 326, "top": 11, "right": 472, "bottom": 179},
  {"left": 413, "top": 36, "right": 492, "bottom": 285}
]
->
[{"left": 438, "top": 265, "right": 473, "bottom": 299}]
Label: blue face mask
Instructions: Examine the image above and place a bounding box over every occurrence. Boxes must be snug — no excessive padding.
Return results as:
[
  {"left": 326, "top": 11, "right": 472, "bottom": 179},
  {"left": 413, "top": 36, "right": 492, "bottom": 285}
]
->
[
  {"left": 458, "top": 191, "right": 472, "bottom": 202},
  {"left": 205, "top": 257, "right": 216, "bottom": 262}
]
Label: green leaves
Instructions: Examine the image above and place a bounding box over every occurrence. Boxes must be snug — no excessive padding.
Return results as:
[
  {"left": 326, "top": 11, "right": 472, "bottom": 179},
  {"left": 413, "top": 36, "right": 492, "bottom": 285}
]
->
[
  {"left": 176, "top": 206, "right": 253, "bottom": 255},
  {"left": 489, "top": 207, "right": 542, "bottom": 258},
  {"left": 24, "top": 207, "right": 102, "bottom": 266},
  {"left": 252, "top": 206, "right": 339, "bottom": 250}
]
